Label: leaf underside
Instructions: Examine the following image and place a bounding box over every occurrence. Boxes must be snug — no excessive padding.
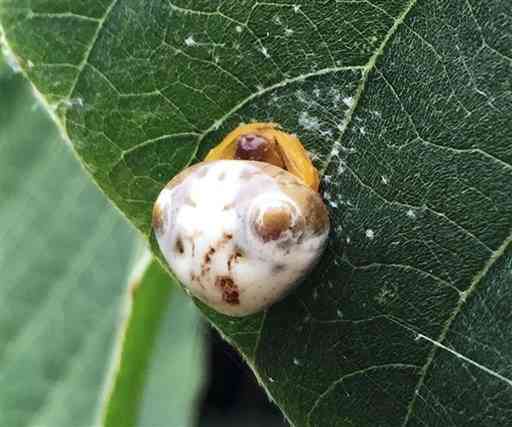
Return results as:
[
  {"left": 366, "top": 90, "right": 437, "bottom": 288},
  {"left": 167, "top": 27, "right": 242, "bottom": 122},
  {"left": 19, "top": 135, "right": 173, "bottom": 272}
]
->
[
  {"left": 0, "top": 59, "right": 141, "bottom": 427},
  {"left": 104, "top": 259, "right": 206, "bottom": 427},
  {"left": 1, "top": 1, "right": 511, "bottom": 426}
]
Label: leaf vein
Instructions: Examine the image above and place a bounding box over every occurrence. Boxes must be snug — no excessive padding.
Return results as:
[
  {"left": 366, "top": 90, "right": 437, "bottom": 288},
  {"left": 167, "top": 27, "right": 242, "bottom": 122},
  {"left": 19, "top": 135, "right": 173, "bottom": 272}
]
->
[
  {"left": 321, "top": 0, "right": 419, "bottom": 174},
  {"left": 65, "top": 0, "right": 119, "bottom": 109},
  {"left": 401, "top": 230, "right": 512, "bottom": 426},
  {"left": 195, "top": 65, "right": 365, "bottom": 151},
  {"left": 307, "top": 363, "right": 420, "bottom": 426},
  {"left": 343, "top": 163, "right": 495, "bottom": 254}
]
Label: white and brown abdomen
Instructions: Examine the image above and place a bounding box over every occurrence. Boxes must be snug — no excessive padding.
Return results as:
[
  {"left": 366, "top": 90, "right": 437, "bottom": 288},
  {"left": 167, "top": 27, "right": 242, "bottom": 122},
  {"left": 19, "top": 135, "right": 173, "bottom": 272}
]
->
[{"left": 153, "top": 160, "right": 329, "bottom": 317}]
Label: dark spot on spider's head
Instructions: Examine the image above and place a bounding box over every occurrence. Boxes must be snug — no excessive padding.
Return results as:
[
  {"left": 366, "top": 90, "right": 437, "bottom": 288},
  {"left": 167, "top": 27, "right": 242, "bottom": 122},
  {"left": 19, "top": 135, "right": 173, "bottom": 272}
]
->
[{"left": 215, "top": 276, "right": 240, "bottom": 305}]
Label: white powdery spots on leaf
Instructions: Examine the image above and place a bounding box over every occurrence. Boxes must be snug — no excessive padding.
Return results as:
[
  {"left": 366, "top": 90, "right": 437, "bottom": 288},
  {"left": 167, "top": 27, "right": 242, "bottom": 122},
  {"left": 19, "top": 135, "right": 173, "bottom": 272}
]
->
[
  {"left": 366, "top": 229, "right": 375, "bottom": 240},
  {"left": 320, "top": 128, "right": 334, "bottom": 138},
  {"left": 295, "top": 89, "right": 304, "bottom": 101},
  {"left": 235, "top": 25, "right": 243, "bottom": 33},
  {"left": 337, "top": 161, "right": 346, "bottom": 175},
  {"left": 330, "top": 141, "right": 341, "bottom": 157},
  {"left": 260, "top": 46, "right": 271, "bottom": 58},
  {"left": 407, "top": 209, "right": 417, "bottom": 219},
  {"left": 184, "top": 35, "right": 196, "bottom": 47},
  {"left": 343, "top": 97, "right": 354, "bottom": 108},
  {"left": 59, "top": 97, "right": 84, "bottom": 112},
  {"left": 329, "top": 88, "right": 342, "bottom": 105},
  {"left": 299, "top": 111, "right": 321, "bottom": 131},
  {"left": 337, "top": 119, "right": 349, "bottom": 132},
  {"left": 342, "top": 146, "right": 357, "bottom": 155},
  {"left": 285, "top": 28, "right": 294, "bottom": 36},
  {"left": 381, "top": 175, "right": 389, "bottom": 185},
  {"left": 375, "top": 286, "right": 396, "bottom": 305},
  {"left": 273, "top": 15, "right": 282, "bottom": 25},
  {"left": 308, "top": 150, "right": 321, "bottom": 162},
  {"left": 293, "top": 357, "right": 302, "bottom": 366}
]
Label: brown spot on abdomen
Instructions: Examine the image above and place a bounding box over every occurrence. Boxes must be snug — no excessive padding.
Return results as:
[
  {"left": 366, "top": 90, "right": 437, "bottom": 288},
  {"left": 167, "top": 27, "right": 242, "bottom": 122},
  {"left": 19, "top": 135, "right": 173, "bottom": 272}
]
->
[
  {"left": 204, "top": 247, "right": 215, "bottom": 263},
  {"left": 228, "top": 247, "right": 244, "bottom": 272},
  {"left": 215, "top": 276, "right": 240, "bottom": 305},
  {"left": 201, "top": 247, "right": 216, "bottom": 275}
]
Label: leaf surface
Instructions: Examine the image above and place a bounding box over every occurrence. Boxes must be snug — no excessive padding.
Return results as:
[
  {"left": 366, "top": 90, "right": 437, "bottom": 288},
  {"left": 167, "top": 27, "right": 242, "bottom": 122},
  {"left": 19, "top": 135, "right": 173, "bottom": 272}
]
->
[
  {"left": 1, "top": 1, "right": 511, "bottom": 425},
  {"left": 0, "top": 60, "right": 205, "bottom": 427},
  {"left": 104, "top": 258, "right": 206, "bottom": 427},
  {"left": 0, "top": 59, "right": 140, "bottom": 427}
]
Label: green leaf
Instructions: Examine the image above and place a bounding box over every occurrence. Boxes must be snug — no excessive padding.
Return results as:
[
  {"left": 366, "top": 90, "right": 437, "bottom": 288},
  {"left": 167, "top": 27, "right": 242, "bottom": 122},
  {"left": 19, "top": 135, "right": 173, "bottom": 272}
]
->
[
  {"left": 0, "top": 61, "right": 205, "bottom": 427},
  {"left": 0, "top": 60, "right": 141, "bottom": 427},
  {"left": 2, "top": 1, "right": 511, "bottom": 426},
  {"left": 103, "top": 258, "right": 206, "bottom": 427}
]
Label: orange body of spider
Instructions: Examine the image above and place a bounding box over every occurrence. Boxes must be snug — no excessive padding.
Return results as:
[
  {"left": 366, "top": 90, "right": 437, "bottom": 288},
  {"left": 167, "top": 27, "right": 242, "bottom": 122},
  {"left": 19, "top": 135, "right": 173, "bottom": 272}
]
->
[{"left": 205, "top": 122, "right": 320, "bottom": 192}]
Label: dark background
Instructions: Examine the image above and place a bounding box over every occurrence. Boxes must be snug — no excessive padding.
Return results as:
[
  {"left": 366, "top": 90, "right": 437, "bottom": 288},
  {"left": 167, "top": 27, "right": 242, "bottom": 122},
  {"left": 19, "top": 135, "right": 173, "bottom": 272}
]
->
[{"left": 200, "top": 329, "right": 287, "bottom": 427}]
